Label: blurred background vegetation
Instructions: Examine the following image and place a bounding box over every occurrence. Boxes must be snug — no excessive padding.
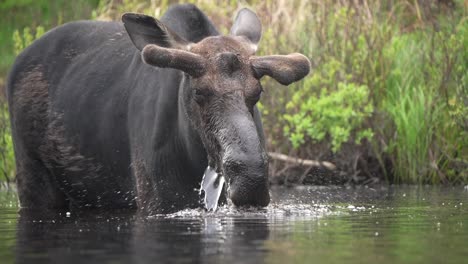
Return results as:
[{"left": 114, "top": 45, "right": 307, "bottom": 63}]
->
[{"left": 0, "top": 0, "right": 466, "bottom": 185}]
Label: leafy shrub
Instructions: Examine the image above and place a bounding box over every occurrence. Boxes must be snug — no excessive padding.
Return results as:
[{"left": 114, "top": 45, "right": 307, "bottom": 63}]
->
[{"left": 284, "top": 65, "right": 373, "bottom": 152}]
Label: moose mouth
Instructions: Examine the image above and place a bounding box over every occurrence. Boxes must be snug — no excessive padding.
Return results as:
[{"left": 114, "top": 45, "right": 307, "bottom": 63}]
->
[
  {"left": 197, "top": 102, "right": 271, "bottom": 211},
  {"left": 199, "top": 157, "right": 270, "bottom": 212}
]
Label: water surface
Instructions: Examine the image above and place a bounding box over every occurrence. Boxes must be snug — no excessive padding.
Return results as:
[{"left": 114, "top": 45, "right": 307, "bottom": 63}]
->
[{"left": 1, "top": 185, "right": 467, "bottom": 263}]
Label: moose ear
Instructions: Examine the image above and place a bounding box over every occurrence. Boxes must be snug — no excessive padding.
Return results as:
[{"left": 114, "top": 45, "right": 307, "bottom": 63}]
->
[
  {"left": 122, "top": 13, "right": 189, "bottom": 51},
  {"left": 230, "top": 8, "right": 262, "bottom": 50}
]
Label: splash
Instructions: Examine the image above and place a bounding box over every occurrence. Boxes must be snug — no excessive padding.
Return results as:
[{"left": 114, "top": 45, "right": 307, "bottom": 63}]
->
[{"left": 162, "top": 202, "right": 334, "bottom": 220}]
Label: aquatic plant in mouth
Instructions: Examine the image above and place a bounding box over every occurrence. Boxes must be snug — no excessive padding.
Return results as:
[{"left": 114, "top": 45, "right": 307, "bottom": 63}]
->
[{"left": 200, "top": 166, "right": 225, "bottom": 212}]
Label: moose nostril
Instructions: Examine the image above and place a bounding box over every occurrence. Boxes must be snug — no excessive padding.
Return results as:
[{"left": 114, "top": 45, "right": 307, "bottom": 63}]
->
[{"left": 224, "top": 155, "right": 269, "bottom": 207}]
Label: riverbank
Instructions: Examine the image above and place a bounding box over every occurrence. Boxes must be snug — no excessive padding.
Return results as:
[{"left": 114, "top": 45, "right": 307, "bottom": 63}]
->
[{"left": 1, "top": 0, "right": 467, "bottom": 184}]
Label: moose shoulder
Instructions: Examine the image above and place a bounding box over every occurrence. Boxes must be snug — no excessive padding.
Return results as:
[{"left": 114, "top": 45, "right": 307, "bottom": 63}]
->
[{"left": 6, "top": 4, "right": 310, "bottom": 213}]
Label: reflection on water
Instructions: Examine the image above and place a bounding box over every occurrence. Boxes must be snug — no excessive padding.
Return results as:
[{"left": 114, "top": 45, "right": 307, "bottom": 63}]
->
[{"left": 1, "top": 185, "right": 468, "bottom": 263}]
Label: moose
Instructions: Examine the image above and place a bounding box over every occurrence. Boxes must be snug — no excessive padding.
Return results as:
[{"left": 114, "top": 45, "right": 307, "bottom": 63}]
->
[{"left": 6, "top": 4, "right": 310, "bottom": 213}]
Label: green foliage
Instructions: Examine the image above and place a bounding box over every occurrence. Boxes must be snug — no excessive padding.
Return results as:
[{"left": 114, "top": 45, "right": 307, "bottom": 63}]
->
[
  {"left": 0, "top": 103, "right": 15, "bottom": 182},
  {"left": 385, "top": 84, "right": 437, "bottom": 183},
  {"left": 0, "top": 0, "right": 99, "bottom": 78},
  {"left": 278, "top": 4, "right": 382, "bottom": 154},
  {"left": 0, "top": 0, "right": 466, "bottom": 183},
  {"left": 12, "top": 26, "right": 45, "bottom": 55},
  {"left": 0, "top": 0, "right": 35, "bottom": 10},
  {"left": 284, "top": 74, "right": 373, "bottom": 152},
  {"left": 380, "top": 15, "right": 468, "bottom": 183},
  {"left": 92, "top": 0, "right": 170, "bottom": 20}
]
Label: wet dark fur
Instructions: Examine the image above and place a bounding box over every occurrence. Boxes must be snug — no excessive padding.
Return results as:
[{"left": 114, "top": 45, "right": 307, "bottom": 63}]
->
[{"left": 7, "top": 4, "right": 270, "bottom": 213}]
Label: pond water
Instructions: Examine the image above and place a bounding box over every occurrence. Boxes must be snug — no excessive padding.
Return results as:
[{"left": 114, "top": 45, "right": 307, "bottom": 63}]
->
[{"left": 1, "top": 185, "right": 467, "bottom": 263}]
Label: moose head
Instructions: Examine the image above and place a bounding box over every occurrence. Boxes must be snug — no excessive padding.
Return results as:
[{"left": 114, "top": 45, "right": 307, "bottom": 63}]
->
[{"left": 123, "top": 8, "right": 310, "bottom": 208}]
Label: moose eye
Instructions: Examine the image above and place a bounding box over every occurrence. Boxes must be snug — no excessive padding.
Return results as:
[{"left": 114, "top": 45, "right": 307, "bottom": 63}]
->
[
  {"left": 247, "top": 87, "right": 263, "bottom": 105},
  {"left": 193, "top": 88, "right": 213, "bottom": 104}
]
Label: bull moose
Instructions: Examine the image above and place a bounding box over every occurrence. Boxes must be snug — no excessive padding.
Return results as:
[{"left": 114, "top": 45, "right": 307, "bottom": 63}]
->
[{"left": 6, "top": 4, "right": 310, "bottom": 213}]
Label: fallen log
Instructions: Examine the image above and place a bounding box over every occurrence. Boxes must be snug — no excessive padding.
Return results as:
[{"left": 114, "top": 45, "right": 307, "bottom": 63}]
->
[{"left": 268, "top": 152, "right": 336, "bottom": 170}]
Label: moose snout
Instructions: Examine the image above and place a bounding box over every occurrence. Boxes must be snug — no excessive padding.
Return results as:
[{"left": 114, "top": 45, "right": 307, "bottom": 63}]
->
[{"left": 224, "top": 154, "right": 270, "bottom": 207}]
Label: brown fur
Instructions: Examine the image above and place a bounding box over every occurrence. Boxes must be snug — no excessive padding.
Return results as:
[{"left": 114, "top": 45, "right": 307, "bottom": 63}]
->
[
  {"left": 188, "top": 36, "right": 261, "bottom": 98},
  {"left": 13, "top": 66, "right": 49, "bottom": 118},
  {"left": 12, "top": 65, "right": 50, "bottom": 151},
  {"left": 142, "top": 45, "right": 206, "bottom": 77},
  {"left": 250, "top": 53, "right": 311, "bottom": 85},
  {"left": 141, "top": 34, "right": 310, "bottom": 87},
  {"left": 11, "top": 66, "right": 70, "bottom": 208}
]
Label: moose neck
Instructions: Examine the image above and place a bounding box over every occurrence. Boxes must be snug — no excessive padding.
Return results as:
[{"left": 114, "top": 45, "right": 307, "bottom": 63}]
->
[{"left": 176, "top": 74, "right": 208, "bottom": 172}]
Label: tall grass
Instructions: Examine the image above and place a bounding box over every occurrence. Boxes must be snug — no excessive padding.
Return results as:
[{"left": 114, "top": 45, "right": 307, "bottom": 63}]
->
[
  {"left": 382, "top": 17, "right": 467, "bottom": 183},
  {"left": 385, "top": 83, "right": 438, "bottom": 183},
  {"left": 0, "top": 103, "right": 14, "bottom": 183},
  {"left": 0, "top": 0, "right": 466, "bottom": 183},
  {"left": 383, "top": 34, "right": 438, "bottom": 183}
]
